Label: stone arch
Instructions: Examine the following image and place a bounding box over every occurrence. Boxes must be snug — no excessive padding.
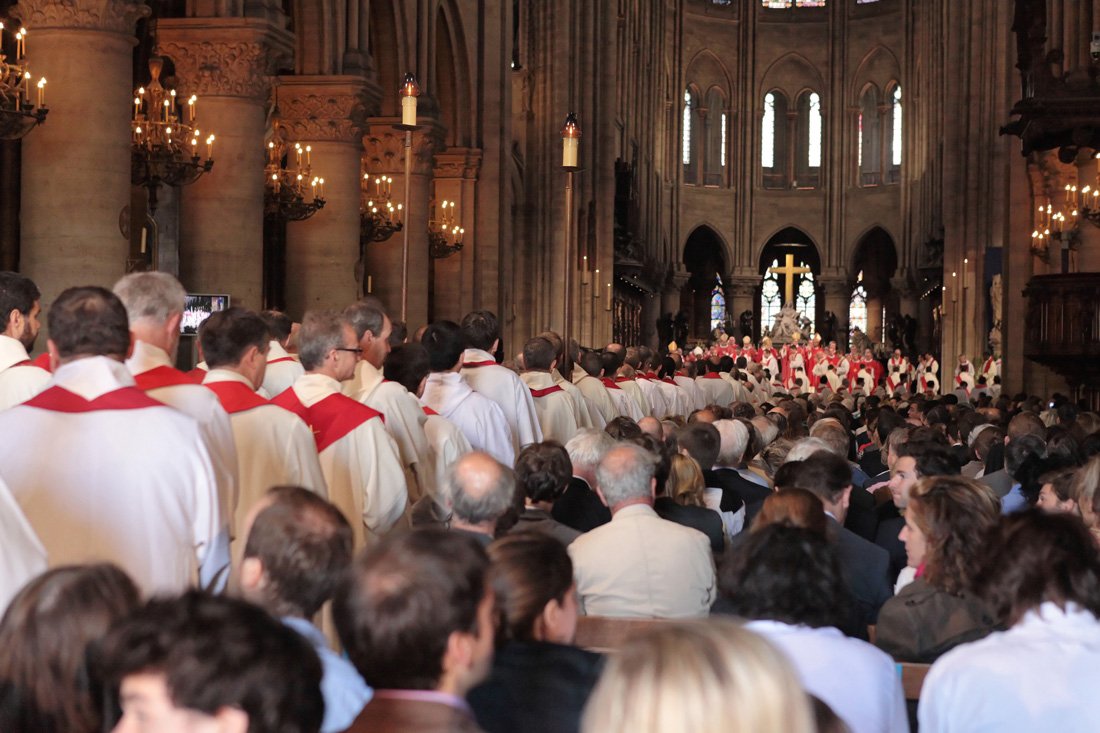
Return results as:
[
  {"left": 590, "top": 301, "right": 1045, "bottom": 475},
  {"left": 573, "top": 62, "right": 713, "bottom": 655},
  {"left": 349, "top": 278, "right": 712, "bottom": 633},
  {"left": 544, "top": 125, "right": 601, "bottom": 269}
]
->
[
  {"left": 754, "top": 224, "right": 823, "bottom": 267},
  {"left": 759, "top": 52, "right": 826, "bottom": 101},
  {"left": 849, "top": 226, "right": 899, "bottom": 345},
  {"left": 681, "top": 225, "right": 730, "bottom": 339},
  {"left": 850, "top": 45, "right": 901, "bottom": 105},
  {"left": 757, "top": 226, "right": 823, "bottom": 340},
  {"left": 685, "top": 49, "right": 733, "bottom": 101}
]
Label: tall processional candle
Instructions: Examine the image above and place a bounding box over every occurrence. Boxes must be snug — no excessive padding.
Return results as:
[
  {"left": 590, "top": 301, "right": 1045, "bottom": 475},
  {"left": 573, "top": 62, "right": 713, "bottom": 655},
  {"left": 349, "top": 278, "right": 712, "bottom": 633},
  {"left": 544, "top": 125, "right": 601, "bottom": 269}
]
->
[
  {"left": 401, "top": 73, "right": 420, "bottom": 126},
  {"left": 562, "top": 112, "right": 581, "bottom": 168}
]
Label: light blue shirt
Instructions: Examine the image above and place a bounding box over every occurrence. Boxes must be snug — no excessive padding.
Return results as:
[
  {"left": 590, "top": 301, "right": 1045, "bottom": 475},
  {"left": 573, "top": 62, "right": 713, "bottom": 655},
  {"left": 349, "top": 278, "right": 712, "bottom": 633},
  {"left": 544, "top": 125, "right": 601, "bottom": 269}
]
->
[
  {"left": 1001, "top": 483, "right": 1027, "bottom": 514},
  {"left": 283, "top": 616, "right": 372, "bottom": 733}
]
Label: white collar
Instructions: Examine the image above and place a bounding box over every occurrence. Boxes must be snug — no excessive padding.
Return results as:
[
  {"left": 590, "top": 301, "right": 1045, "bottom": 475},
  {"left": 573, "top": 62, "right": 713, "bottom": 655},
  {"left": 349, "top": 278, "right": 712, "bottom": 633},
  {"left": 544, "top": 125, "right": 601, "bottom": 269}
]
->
[
  {"left": 125, "top": 339, "right": 173, "bottom": 375},
  {"left": 52, "top": 356, "right": 136, "bottom": 400},
  {"left": 202, "top": 368, "right": 257, "bottom": 388},
  {"left": 0, "top": 334, "right": 31, "bottom": 372}
]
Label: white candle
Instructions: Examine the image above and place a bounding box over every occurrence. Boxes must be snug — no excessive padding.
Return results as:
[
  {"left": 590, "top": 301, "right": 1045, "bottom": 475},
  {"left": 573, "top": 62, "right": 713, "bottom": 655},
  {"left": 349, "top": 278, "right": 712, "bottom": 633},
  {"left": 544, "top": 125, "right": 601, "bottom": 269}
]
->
[
  {"left": 401, "top": 95, "right": 417, "bottom": 126},
  {"left": 367, "top": 276, "right": 372, "bottom": 293},
  {"left": 563, "top": 137, "right": 579, "bottom": 168},
  {"left": 140, "top": 228, "right": 147, "bottom": 254}
]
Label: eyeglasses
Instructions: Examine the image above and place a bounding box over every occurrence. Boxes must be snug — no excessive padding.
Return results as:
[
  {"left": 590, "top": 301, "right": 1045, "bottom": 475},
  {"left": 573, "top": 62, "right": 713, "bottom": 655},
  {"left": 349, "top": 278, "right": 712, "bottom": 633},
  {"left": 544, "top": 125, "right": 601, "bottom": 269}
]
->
[{"left": 334, "top": 347, "right": 363, "bottom": 355}]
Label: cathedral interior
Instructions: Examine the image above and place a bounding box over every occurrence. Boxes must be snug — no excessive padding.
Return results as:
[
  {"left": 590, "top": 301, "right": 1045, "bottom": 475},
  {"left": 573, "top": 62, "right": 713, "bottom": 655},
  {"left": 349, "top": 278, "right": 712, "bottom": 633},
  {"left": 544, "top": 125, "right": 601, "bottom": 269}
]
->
[{"left": 0, "top": 0, "right": 1099, "bottom": 401}]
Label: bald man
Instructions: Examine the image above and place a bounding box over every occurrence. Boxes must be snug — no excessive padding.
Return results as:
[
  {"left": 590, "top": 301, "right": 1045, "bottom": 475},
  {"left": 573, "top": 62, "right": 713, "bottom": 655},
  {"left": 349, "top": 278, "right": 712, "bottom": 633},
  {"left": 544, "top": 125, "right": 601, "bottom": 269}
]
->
[{"left": 440, "top": 451, "right": 516, "bottom": 546}]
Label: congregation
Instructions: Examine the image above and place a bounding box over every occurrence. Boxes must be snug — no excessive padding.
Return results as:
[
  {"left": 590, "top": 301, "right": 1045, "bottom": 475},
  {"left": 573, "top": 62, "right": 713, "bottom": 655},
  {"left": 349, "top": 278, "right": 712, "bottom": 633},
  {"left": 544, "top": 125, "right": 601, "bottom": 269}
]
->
[{"left": 2, "top": 269, "right": 1100, "bottom": 733}]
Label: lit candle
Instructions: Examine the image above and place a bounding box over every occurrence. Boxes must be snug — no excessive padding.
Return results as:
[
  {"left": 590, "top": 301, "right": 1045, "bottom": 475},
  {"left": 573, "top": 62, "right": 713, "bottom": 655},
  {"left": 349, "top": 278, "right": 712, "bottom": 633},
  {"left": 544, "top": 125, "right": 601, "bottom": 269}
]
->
[
  {"left": 140, "top": 228, "right": 147, "bottom": 254},
  {"left": 582, "top": 255, "right": 589, "bottom": 284},
  {"left": 36, "top": 78, "right": 45, "bottom": 108},
  {"left": 206, "top": 134, "right": 215, "bottom": 159},
  {"left": 400, "top": 72, "right": 420, "bottom": 126},
  {"left": 23, "top": 72, "right": 30, "bottom": 100},
  {"left": 606, "top": 282, "right": 612, "bottom": 310},
  {"left": 395, "top": 203, "right": 403, "bottom": 224},
  {"left": 319, "top": 178, "right": 325, "bottom": 199},
  {"left": 594, "top": 269, "right": 600, "bottom": 297},
  {"left": 367, "top": 276, "right": 372, "bottom": 293},
  {"left": 561, "top": 113, "right": 581, "bottom": 168},
  {"left": 134, "top": 95, "right": 140, "bottom": 119},
  {"left": 951, "top": 272, "right": 957, "bottom": 303},
  {"left": 305, "top": 145, "right": 312, "bottom": 167}
]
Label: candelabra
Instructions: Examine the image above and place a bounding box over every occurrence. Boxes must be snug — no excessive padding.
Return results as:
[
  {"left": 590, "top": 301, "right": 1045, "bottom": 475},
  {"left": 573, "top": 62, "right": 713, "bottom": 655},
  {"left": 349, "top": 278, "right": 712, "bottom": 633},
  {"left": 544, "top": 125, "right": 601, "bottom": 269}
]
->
[
  {"left": 264, "top": 116, "right": 324, "bottom": 221},
  {"left": 428, "top": 199, "right": 465, "bottom": 259},
  {"left": 0, "top": 22, "right": 47, "bottom": 140},
  {"left": 131, "top": 57, "right": 213, "bottom": 213},
  {"left": 361, "top": 173, "right": 402, "bottom": 243}
]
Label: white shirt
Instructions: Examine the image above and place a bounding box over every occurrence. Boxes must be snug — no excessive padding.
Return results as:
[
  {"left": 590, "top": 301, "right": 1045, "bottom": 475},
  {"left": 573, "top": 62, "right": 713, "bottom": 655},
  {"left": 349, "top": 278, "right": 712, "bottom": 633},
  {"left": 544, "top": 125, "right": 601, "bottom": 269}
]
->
[
  {"left": 461, "top": 348, "right": 542, "bottom": 451},
  {"left": 262, "top": 340, "right": 305, "bottom": 397},
  {"left": 0, "top": 357, "right": 225, "bottom": 595},
  {"left": 273, "top": 374, "right": 408, "bottom": 549},
  {"left": 745, "top": 620, "right": 909, "bottom": 733},
  {"left": 521, "top": 371, "right": 580, "bottom": 445},
  {"left": 421, "top": 371, "right": 514, "bottom": 466},
  {"left": 604, "top": 380, "right": 645, "bottom": 420},
  {"left": 919, "top": 602, "right": 1100, "bottom": 733},
  {"left": 202, "top": 369, "right": 327, "bottom": 538},
  {"left": 569, "top": 503, "right": 716, "bottom": 618},
  {"left": 344, "top": 360, "right": 433, "bottom": 502},
  {"left": 0, "top": 334, "right": 50, "bottom": 410},
  {"left": 0, "top": 474, "right": 47, "bottom": 615}
]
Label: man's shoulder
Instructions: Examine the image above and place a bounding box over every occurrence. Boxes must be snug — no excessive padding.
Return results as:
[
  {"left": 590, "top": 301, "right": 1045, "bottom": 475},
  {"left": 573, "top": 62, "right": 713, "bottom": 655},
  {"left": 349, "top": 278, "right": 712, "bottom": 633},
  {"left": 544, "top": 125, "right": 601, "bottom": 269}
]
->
[{"left": 838, "top": 523, "right": 889, "bottom": 562}]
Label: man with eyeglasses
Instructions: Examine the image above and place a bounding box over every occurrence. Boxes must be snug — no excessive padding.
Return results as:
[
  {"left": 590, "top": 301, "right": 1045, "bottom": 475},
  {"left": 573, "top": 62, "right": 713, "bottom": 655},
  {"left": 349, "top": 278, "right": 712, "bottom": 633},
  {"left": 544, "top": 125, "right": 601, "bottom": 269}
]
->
[{"left": 272, "top": 310, "right": 408, "bottom": 549}]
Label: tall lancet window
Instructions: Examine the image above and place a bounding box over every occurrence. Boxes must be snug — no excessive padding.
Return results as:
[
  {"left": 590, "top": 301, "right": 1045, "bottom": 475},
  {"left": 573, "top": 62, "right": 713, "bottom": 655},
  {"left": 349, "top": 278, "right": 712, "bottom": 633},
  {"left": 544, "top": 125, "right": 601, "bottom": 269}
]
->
[
  {"left": 704, "top": 88, "right": 727, "bottom": 186},
  {"left": 850, "top": 272, "right": 868, "bottom": 336},
  {"left": 796, "top": 271, "right": 816, "bottom": 321},
  {"left": 794, "top": 90, "right": 822, "bottom": 188},
  {"left": 683, "top": 88, "right": 698, "bottom": 184},
  {"left": 711, "top": 275, "right": 728, "bottom": 333},
  {"left": 858, "top": 85, "right": 881, "bottom": 186},
  {"left": 760, "top": 262, "right": 781, "bottom": 328},
  {"left": 886, "top": 85, "right": 902, "bottom": 183},
  {"left": 762, "top": 92, "right": 788, "bottom": 189}
]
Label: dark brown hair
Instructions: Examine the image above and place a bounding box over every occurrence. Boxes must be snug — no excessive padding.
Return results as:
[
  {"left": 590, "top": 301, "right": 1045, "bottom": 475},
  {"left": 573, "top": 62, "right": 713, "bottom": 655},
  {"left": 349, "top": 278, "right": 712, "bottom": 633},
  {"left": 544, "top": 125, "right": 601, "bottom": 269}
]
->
[
  {"left": 515, "top": 441, "right": 572, "bottom": 504},
  {"left": 908, "top": 476, "right": 1001, "bottom": 594},
  {"left": 487, "top": 533, "right": 574, "bottom": 644},
  {"left": 0, "top": 564, "right": 140, "bottom": 733},
  {"left": 47, "top": 287, "right": 130, "bottom": 360},
  {"left": 751, "top": 488, "right": 827, "bottom": 537}
]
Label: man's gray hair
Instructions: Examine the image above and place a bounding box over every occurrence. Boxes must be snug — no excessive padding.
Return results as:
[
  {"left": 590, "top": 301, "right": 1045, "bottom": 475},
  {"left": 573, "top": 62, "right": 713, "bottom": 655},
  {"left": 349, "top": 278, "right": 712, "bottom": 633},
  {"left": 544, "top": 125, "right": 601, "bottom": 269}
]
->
[
  {"left": 298, "top": 310, "right": 348, "bottom": 371},
  {"left": 440, "top": 452, "right": 516, "bottom": 525},
  {"left": 784, "top": 437, "right": 833, "bottom": 464},
  {"left": 751, "top": 415, "right": 779, "bottom": 447},
  {"left": 714, "top": 419, "right": 750, "bottom": 466},
  {"left": 112, "top": 271, "right": 186, "bottom": 325},
  {"left": 808, "top": 417, "right": 849, "bottom": 458},
  {"left": 595, "top": 442, "right": 657, "bottom": 507},
  {"left": 343, "top": 301, "right": 387, "bottom": 341},
  {"left": 565, "top": 428, "right": 615, "bottom": 473}
]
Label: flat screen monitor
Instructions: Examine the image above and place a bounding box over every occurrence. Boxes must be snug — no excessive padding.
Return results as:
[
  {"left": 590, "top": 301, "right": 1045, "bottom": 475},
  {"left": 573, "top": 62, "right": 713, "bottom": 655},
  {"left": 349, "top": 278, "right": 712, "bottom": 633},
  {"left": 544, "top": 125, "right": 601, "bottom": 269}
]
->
[{"left": 181, "top": 294, "right": 230, "bottom": 335}]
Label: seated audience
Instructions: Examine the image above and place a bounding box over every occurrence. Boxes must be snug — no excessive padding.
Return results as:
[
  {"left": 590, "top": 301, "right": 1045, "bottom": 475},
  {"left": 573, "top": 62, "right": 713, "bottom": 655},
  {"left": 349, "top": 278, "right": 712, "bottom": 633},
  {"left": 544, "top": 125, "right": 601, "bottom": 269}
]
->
[
  {"left": 238, "top": 486, "right": 371, "bottom": 733},
  {"left": 468, "top": 533, "right": 603, "bottom": 733},
  {"left": 334, "top": 529, "right": 495, "bottom": 733},
  {"left": 1036, "top": 467, "right": 1078, "bottom": 514},
  {"left": 750, "top": 488, "right": 827, "bottom": 537},
  {"left": 553, "top": 429, "right": 614, "bottom": 532},
  {"left": 580, "top": 618, "right": 815, "bottom": 733},
  {"left": 568, "top": 442, "right": 716, "bottom": 618},
  {"left": 655, "top": 453, "right": 725, "bottom": 552},
  {"left": 676, "top": 421, "right": 746, "bottom": 536},
  {"left": 0, "top": 564, "right": 140, "bottom": 733},
  {"left": 919, "top": 511, "right": 1100, "bottom": 732},
  {"left": 100, "top": 590, "right": 324, "bottom": 733},
  {"left": 876, "top": 476, "right": 1000, "bottom": 662},
  {"left": 720, "top": 525, "right": 907, "bottom": 733},
  {"left": 512, "top": 442, "right": 582, "bottom": 545},
  {"left": 442, "top": 452, "right": 517, "bottom": 545}
]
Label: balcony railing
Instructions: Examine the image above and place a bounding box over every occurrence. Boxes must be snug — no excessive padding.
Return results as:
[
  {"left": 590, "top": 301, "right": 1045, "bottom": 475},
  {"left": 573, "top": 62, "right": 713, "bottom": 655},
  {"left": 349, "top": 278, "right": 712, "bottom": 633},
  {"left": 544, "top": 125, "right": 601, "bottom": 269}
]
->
[{"left": 1023, "top": 274, "right": 1100, "bottom": 399}]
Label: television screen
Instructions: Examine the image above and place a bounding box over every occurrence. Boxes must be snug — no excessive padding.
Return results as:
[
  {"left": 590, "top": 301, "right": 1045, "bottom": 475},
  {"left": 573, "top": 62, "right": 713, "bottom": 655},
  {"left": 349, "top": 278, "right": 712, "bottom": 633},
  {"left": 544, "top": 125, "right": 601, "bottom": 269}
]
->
[{"left": 180, "top": 294, "right": 230, "bottom": 335}]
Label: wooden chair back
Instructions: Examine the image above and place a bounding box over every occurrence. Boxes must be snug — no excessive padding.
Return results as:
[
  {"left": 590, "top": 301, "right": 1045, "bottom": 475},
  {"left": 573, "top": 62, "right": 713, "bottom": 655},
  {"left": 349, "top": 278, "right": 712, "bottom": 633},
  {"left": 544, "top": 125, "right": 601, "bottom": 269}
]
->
[
  {"left": 899, "top": 662, "right": 931, "bottom": 701},
  {"left": 574, "top": 615, "right": 666, "bottom": 653}
]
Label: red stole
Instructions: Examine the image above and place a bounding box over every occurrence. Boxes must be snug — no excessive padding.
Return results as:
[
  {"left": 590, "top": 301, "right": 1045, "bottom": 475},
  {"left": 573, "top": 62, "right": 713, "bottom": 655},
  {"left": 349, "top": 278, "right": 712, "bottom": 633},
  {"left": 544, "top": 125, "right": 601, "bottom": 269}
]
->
[
  {"left": 423, "top": 406, "right": 438, "bottom": 416},
  {"left": 702, "top": 372, "right": 723, "bottom": 380},
  {"left": 271, "top": 389, "right": 385, "bottom": 452},
  {"left": 462, "top": 360, "right": 497, "bottom": 368},
  {"left": 133, "top": 365, "right": 202, "bottom": 391},
  {"left": 268, "top": 356, "right": 298, "bottom": 365},
  {"left": 600, "top": 377, "right": 622, "bottom": 390},
  {"left": 205, "top": 380, "right": 269, "bottom": 414},
  {"left": 529, "top": 385, "right": 564, "bottom": 398},
  {"left": 24, "top": 385, "right": 162, "bottom": 412}
]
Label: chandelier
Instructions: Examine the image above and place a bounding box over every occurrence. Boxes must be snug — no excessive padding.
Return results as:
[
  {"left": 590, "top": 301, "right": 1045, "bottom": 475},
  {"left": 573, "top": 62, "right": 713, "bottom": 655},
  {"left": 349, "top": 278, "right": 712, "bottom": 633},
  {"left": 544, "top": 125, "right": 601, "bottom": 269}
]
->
[
  {"left": 428, "top": 199, "right": 465, "bottom": 259},
  {"left": 0, "top": 22, "right": 47, "bottom": 140},
  {"left": 264, "top": 116, "right": 324, "bottom": 221},
  {"left": 131, "top": 57, "right": 214, "bottom": 213},
  {"left": 361, "top": 173, "right": 402, "bottom": 243}
]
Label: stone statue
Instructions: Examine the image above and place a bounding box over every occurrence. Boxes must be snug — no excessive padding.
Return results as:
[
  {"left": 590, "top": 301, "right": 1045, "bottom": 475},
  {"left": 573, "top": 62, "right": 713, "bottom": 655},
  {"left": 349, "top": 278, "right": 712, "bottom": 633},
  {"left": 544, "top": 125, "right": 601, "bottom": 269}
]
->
[
  {"left": 988, "top": 274, "right": 1003, "bottom": 357},
  {"left": 850, "top": 326, "right": 873, "bottom": 356},
  {"left": 769, "top": 302, "right": 803, "bottom": 343},
  {"left": 657, "top": 312, "right": 674, "bottom": 350},
  {"left": 821, "top": 311, "right": 838, "bottom": 345},
  {"left": 673, "top": 311, "right": 689, "bottom": 345},
  {"left": 738, "top": 309, "right": 754, "bottom": 342}
]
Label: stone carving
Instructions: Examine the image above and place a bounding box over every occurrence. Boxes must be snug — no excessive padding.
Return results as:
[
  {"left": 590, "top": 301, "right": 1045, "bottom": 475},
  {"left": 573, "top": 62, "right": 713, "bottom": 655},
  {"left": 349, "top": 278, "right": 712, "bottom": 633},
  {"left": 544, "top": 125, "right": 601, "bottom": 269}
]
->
[
  {"left": 276, "top": 84, "right": 370, "bottom": 144},
  {"left": 434, "top": 148, "right": 483, "bottom": 181},
  {"left": 156, "top": 39, "right": 274, "bottom": 100},
  {"left": 12, "top": 0, "right": 149, "bottom": 34},
  {"left": 362, "top": 121, "right": 444, "bottom": 176}
]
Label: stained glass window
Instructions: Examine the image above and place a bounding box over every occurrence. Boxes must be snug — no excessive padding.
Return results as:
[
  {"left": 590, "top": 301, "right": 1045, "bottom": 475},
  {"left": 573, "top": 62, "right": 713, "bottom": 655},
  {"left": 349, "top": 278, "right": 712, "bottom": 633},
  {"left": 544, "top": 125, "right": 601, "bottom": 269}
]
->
[
  {"left": 710, "top": 275, "right": 728, "bottom": 333},
  {"left": 761, "top": 261, "right": 781, "bottom": 329},
  {"left": 762, "top": 0, "right": 826, "bottom": 6},
  {"left": 682, "top": 89, "right": 693, "bottom": 167},
  {"left": 721, "top": 112, "right": 728, "bottom": 167},
  {"left": 850, "top": 273, "right": 868, "bottom": 337},
  {"left": 807, "top": 92, "right": 822, "bottom": 168},
  {"left": 796, "top": 271, "right": 816, "bottom": 321},
  {"left": 762, "top": 93, "right": 776, "bottom": 169},
  {"left": 891, "top": 86, "right": 902, "bottom": 166}
]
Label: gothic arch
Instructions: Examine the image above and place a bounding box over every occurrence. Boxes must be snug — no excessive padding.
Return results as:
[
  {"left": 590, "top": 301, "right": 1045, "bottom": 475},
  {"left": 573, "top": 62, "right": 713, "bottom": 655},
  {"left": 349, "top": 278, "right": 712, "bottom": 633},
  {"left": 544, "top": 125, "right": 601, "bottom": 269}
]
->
[
  {"left": 682, "top": 222, "right": 732, "bottom": 269},
  {"left": 848, "top": 225, "right": 898, "bottom": 281},
  {"left": 685, "top": 49, "right": 733, "bottom": 101},
  {"left": 754, "top": 224, "right": 823, "bottom": 266},
  {"left": 850, "top": 45, "right": 901, "bottom": 104},
  {"left": 681, "top": 225, "right": 730, "bottom": 339},
  {"left": 759, "top": 52, "right": 826, "bottom": 101}
]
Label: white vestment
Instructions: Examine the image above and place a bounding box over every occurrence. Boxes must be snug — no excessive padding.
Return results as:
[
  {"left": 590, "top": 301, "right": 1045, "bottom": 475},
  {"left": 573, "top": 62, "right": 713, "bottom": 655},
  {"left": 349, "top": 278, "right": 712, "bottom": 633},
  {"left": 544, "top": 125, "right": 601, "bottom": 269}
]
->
[
  {"left": 461, "top": 348, "right": 542, "bottom": 450},
  {"left": 571, "top": 371, "right": 619, "bottom": 424},
  {"left": 674, "top": 374, "right": 707, "bottom": 411},
  {"left": 0, "top": 475, "right": 47, "bottom": 614},
  {"left": 520, "top": 371, "right": 580, "bottom": 444},
  {"left": 127, "top": 340, "right": 239, "bottom": 538},
  {"left": 272, "top": 374, "right": 408, "bottom": 548},
  {"left": 0, "top": 334, "right": 50, "bottom": 410},
  {"left": 421, "top": 371, "right": 515, "bottom": 466},
  {"left": 344, "top": 359, "right": 433, "bottom": 502},
  {"left": 261, "top": 340, "right": 305, "bottom": 397},
  {"left": 615, "top": 377, "right": 652, "bottom": 416},
  {"left": 0, "top": 357, "right": 225, "bottom": 595},
  {"left": 422, "top": 407, "right": 474, "bottom": 498},
  {"left": 202, "top": 369, "right": 327, "bottom": 538},
  {"left": 633, "top": 375, "right": 669, "bottom": 418},
  {"left": 695, "top": 373, "right": 734, "bottom": 407},
  {"left": 552, "top": 368, "right": 601, "bottom": 428}
]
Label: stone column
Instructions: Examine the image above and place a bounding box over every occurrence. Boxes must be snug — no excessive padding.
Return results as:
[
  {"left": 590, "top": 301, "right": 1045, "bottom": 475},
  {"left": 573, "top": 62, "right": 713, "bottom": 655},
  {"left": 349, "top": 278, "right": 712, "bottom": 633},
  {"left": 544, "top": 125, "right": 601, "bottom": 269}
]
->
[
  {"left": 16, "top": 0, "right": 149, "bottom": 310},
  {"left": 728, "top": 275, "right": 760, "bottom": 340},
  {"left": 361, "top": 119, "right": 443, "bottom": 328},
  {"left": 663, "top": 267, "right": 690, "bottom": 318},
  {"left": 156, "top": 18, "right": 292, "bottom": 309},
  {"left": 819, "top": 276, "right": 852, "bottom": 350},
  {"left": 279, "top": 76, "right": 374, "bottom": 318}
]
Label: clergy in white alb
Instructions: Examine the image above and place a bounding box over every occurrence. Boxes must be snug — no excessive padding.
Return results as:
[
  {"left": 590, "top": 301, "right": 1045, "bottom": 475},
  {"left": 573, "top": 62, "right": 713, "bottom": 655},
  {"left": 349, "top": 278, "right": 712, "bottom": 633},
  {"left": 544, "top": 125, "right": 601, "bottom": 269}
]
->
[
  {"left": 459, "top": 310, "right": 542, "bottom": 450},
  {"left": 421, "top": 320, "right": 515, "bottom": 467},
  {"left": 520, "top": 337, "right": 581, "bottom": 445},
  {"left": 629, "top": 368, "right": 669, "bottom": 418},
  {"left": 571, "top": 352, "right": 620, "bottom": 424},
  {"left": 535, "top": 331, "right": 602, "bottom": 429},
  {"left": 260, "top": 309, "right": 306, "bottom": 398},
  {"left": 271, "top": 311, "right": 407, "bottom": 550},
  {"left": 342, "top": 302, "right": 433, "bottom": 502},
  {"left": 0, "top": 286, "right": 226, "bottom": 595},
  {"left": 0, "top": 272, "right": 50, "bottom": 410},
  {"left": 614, "top": 372, "right": 654, "bottom": 418},
  {"left": 114, "top": 274, "right": 239, "bottom": 566},
  {"left": 198, "top": 307, "right": 327, "bottom": 542},
  {"left": 695, "top": 366, "right": 734, "bottom": 407},
  {"left": 0, "top": 474, "right": 47, "bottom": 615}
]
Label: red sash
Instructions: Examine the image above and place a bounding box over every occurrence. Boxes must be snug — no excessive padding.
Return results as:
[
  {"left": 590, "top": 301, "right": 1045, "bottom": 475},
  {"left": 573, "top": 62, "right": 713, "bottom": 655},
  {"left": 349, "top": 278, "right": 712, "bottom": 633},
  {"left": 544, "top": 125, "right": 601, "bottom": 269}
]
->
[
  {"left": 615, "top": 376, "right": 633, "bottom": 383},
  {"left": 134, "top": 365, "right": 201, "bottom": 391},
  {"left": 600, "top": 377, "right": 622, "bottom": 390},
  {"left": 268, "top": 356, "right": 298, "bottom": 365},
  {"left": 271, "top": 389, "right": 385, "bottom": 452},
  {"left": 187, "top": 367, "right": 207, "bottom": 381},
  {"left": 205, "top": 380, "right": 269, "bottom": 414},
  {"left": 24, "top": 385, "right": 162, "bottom": 413},
  {"left": 702, "top": 372, "right": 723, "bottom": 380},
  {"left": 529, "top": 385, "right": 564, "bottom": 398},
  {"left": 423, "top": 406, "right": 438, "bottom": 416},
  {"left": 462, "top": 360, "right": 496, "bottom": 368}
]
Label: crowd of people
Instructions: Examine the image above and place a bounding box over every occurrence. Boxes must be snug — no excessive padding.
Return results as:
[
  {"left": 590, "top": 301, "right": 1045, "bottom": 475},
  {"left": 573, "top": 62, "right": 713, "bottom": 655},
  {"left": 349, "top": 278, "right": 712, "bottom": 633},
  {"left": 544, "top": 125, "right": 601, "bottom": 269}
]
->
[{"left": 0, "top": 268, "right": 1099, "bottom": 733}]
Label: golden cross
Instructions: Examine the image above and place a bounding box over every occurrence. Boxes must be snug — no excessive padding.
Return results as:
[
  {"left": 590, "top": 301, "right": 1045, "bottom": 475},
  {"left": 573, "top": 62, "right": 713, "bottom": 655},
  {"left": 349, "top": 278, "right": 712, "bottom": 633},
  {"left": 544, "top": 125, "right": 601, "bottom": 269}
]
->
[{"left": 768, "top": 254, "right": 812, "bottom": 304}]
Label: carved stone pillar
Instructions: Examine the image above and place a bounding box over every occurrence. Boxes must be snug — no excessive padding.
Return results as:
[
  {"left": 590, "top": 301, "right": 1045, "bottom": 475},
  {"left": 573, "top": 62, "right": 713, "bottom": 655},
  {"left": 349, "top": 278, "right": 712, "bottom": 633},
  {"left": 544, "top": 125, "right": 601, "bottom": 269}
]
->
[
  {"left": 15, "top": 0, "right": 149, "bottom": 314},
  {"left": 819, "top": 276, "right": 852, "bottom": 349},
  {"left": 361, "top": 119, "right": 444, "bottom": 328},
  {"left": 279, "top": 76, "right": 374, "bottom": 318},
  {"left": 156, "top": 18, "right": 292, "bottom": 309},
  {"left": 727, "top": 275, "right": 760, "bottom": 340}
]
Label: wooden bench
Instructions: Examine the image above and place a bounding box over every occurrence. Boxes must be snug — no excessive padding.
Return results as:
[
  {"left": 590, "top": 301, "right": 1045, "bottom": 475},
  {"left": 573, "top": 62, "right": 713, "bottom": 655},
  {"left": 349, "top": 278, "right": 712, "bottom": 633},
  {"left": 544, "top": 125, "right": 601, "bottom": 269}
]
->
[
  {"left": 898, "top": 662, "right": 931, "bottom": 701},
  {"left": 574, "top": 615, "right": 667, "bottom": 653}
]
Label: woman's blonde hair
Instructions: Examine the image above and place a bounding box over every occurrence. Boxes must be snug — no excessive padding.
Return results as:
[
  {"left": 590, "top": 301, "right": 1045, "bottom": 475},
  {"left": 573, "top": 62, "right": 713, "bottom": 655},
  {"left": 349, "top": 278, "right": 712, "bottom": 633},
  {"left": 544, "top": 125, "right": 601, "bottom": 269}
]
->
[
  {"left": 581, "top": 619, "right": 815, "bottom": 733},
  {"left": 667, "top": 454, "right": 706, "bottom": 508}
]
